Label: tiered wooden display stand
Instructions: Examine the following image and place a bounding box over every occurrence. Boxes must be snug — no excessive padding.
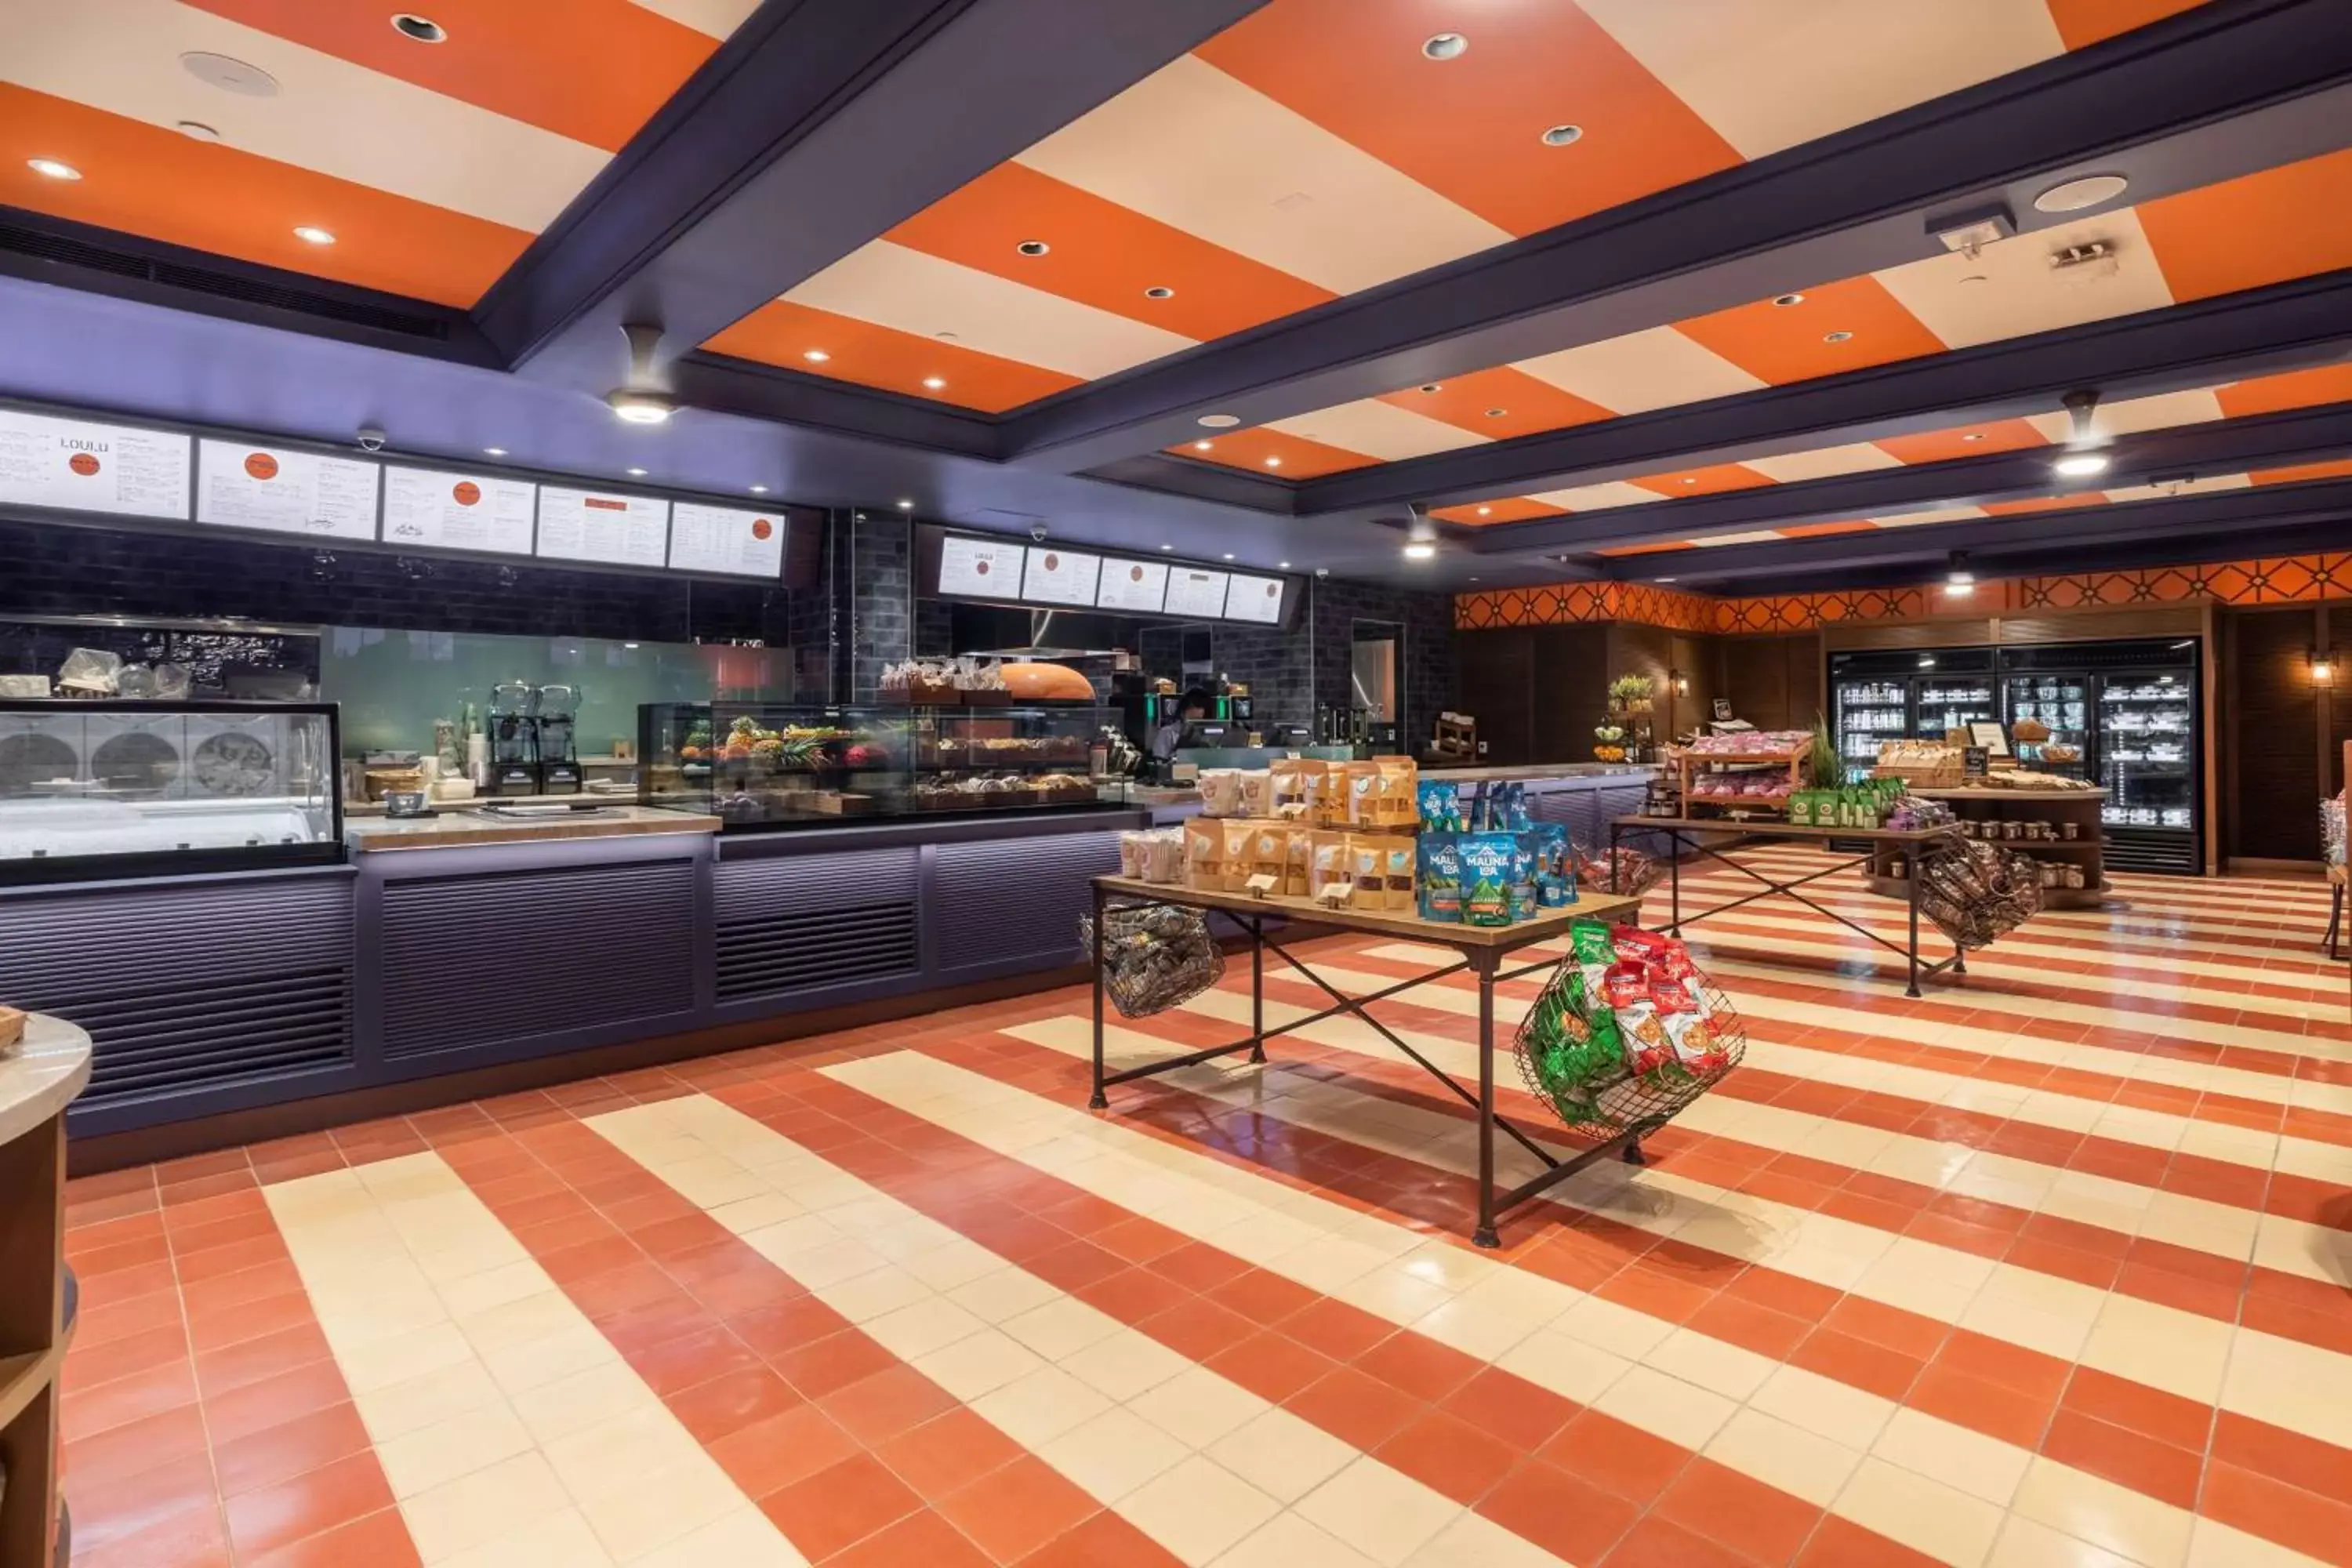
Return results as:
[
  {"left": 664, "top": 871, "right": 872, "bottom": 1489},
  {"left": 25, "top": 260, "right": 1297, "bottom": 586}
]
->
[
  {"left": 1676, "top": 749, "right": 1805, "bottom": 817},
  {"left": 1861, "top": 786, "right": 2108, "bottom": 909},
  {"left": 0, "top": 1011, "right": 90, "bottom": 1568}
]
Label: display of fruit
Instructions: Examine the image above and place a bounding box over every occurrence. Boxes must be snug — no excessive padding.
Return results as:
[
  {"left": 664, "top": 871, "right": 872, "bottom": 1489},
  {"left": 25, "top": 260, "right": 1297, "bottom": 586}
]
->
[
  {"left": 1592, "top": 744, "right": 1628, "bottom": 762},
  {"left": 1595, "top": 724, "right": 1625, "bottom": 742},
  {"left": 679, "top": 745, "right": 705, "bottom": 760},
  {"left": 842, "top": 742, "right": 891, "bottom": 769}
]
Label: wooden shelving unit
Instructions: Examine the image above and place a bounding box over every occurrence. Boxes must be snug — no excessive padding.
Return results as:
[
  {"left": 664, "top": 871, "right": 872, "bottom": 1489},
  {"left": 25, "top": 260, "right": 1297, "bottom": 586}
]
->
[
  {"left": 1862, "top": 786, "right": 2110, "bottom": 909},
  {"left": 0, "top": 1015, "right": 91, "bottom": 1568},
  {"left": 1679, "top": 750, "right": 1806, "bottom": 816}
]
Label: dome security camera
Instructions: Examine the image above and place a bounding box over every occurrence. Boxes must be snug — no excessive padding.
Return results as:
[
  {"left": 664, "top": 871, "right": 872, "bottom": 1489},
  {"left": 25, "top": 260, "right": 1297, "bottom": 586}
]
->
[
  {"left": 1029, "top": 522, "right": 1049, "bottom": 543},
  {"left": 355, "top": 426, "right": 387, "bottom": 452}
]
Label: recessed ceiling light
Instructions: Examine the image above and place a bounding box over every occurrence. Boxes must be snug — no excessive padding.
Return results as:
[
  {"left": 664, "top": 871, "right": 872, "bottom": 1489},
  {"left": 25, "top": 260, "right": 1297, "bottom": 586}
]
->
[
  {"left": 2053, "top": 452, "right": 2111, "bottom": 477},
  {"left": 1772, "top": 292, "right": 1804, "bottom": 307},
  {"left": 1144, "top": 286, "right": 1174, "bottom": 299},
  {"left": 1541, "top": 125, "right": 1584, "bottom": 147},
  {"left": 1419, "top": 383, "right": 1442, "bottom": 394},
  {"left": 1657, "top": 575, "right": 1677, "bottom": 583},
  {"left": 626, "top": 466, "right": 648, "bottom": 477},
  {"left": 1160, "top": 543, "right": 1173, "bottom": 552},
  {"left": 749, "top": 484, "right": 768, "bottom": 494},
  {"left": 1199, "top": 413, "right": 1241, "bottom": 428},
  {"left": 922, "top": 376, "right": 946, "bottom": 390},
  {"left": 933, "top": 331, "right": 958, "bottom": 341},
  {"left": 1484, "top": 408, "right": 1508, "bottom": 419},
  {"left": 1014, "top": 240, "right": 1050, "bottom": 257},
  {"left": 390, "top": 13, "right": 446, "bottom": 42},
  {"left": 1403, "top": 542, "right": 1437, "bottom": 560},
  {"left": 26, "top": 158, "right": 80, "bottom": 181},
  {"left": 1961, "top": 433, "right": 1985, "bottom": 442},
  {"left": 1223, "top": 553, "right": 1236, "bottom": 561},
  {"left": 1823, "top": 330, "right": 1853, "bottom": 343},
  {"left": 803, "top": 349, "right": 829, "bottom": 362},
  {"left": 1264, "top": 456, "right": 1283, "bottom": 468},
  {"left": 175, "top": 120, "right": 222, "bottom": 142},
  {"left": 2034, "top": 173, "right": 2129, "bottom": 213},
  {"left": 292, "top": 226, "right": 336, "bottom": 245},
  {"left": 1422, "top": 31, "right": 1468, "bottom": 60},
  {"left": 483, "top": 446, "right": 506, "bottom": 457},
  {"left": 180, "top": 51, "right": 280, "bottom": 96},
  {"left": 1192, "top": 440, "right": 1214, "bottom": 452},
  {"left": 1682, "top": 477, "right": 1699, "bottom": 485},
  {"left": 1476, "top": 506, "right": 1492, "bottom": 516},
  {"left": 896, "top": 499, "right": 913, "bottom": 510},
  {"left": 1278, "top": 561, "right": 1290, "bottom": 569}
]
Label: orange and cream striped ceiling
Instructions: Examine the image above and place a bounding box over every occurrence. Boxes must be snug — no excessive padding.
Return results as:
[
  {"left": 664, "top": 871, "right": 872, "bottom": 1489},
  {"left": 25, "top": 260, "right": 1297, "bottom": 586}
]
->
[
  {"left": 0, "top": 0, "right": 758, "bottom": 306},
  {"left": 702, "top": 0, "right": 2223, "bottom": 413},
  {"left": 1432, "top": 358, "right": 2352, "bottom": 530}
]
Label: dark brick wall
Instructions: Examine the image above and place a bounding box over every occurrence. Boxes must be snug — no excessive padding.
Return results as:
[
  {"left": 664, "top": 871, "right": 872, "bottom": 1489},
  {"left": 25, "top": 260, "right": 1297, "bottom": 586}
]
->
[
  {"left": 1309, "top": 578, "right": 1456, "bottom": 748},
  {"left": 847, "top": 513, "right": 915, "bottom": 702}
]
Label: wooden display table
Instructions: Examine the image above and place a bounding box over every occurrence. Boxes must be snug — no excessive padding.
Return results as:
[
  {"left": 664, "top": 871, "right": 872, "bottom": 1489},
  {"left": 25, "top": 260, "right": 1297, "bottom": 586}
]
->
[
  {"left": 1088, "top": 877, "right": 1642, "bottom": 1248},
  {"left": 1609, "top": 815, "right": 1966, "bottom": 997},
  {"left": 1863, "top": 787, "right": 2107, "bottom": 909},
  {"left": 0, "top": 1014, "right": 91, "bottom": 1568}
]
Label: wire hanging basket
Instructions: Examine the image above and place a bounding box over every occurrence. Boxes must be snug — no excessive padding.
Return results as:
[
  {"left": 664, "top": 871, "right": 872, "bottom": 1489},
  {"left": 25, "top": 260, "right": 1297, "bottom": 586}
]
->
[
  {"left": 1512, "top": 946, "right": 1747, "bottom": 1138},
  {"left": 1080, "top": 900, "right": 1227, "bottom": 1019},
  {"left": 1917, "top": 838, "right": 2042, "bottom": 950}
]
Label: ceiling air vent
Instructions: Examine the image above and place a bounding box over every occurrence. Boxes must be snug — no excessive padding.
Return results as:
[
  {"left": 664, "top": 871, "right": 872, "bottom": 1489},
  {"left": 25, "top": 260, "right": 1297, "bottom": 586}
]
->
[
  {"left": 0, "top": 220, "right": 454, "bottom": 340},
  {"left": 2048, "top": 240, "right": 2122, "bottom": 286}
]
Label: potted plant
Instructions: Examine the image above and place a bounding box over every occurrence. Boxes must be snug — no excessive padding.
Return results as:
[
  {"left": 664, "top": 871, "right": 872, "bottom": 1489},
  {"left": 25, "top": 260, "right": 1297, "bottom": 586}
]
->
[
  {"left": 1808, "top": 711, "right": 1842, "bottom": 786},
  {"left": 1607, "top": 673, "right": 1656, "bottom": 714}
]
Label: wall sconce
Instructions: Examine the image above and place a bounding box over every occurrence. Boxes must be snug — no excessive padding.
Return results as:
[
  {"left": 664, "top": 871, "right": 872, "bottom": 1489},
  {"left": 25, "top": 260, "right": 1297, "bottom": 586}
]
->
[
  {"left": 2313, "top": 648, "right": 2337, "bottom": 686},
  {"left": 1670, "top": 668, "right": 1690, "bottom": 698}
]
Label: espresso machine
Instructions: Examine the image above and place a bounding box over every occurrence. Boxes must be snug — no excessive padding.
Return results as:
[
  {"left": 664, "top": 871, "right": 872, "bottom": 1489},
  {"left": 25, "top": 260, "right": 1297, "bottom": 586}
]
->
[
  {"left": 487, "top": 680, "right": 541, "bottom": 796},
  {"left": 535, "top": 682, "right": 582, "bottom": 795}
]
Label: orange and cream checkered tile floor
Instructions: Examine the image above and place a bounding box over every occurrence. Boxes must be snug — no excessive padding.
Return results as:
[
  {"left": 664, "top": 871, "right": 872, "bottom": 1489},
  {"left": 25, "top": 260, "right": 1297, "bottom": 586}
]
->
[{"left": 56, "top": 855, "right": 2352, "bottom": 1568}]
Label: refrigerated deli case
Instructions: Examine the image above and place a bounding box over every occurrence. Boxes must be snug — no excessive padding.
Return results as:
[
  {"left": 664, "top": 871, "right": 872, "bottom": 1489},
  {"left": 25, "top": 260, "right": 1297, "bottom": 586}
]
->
[{"left": 1830, "top": 638, "right": 2202, "bottom": 873}]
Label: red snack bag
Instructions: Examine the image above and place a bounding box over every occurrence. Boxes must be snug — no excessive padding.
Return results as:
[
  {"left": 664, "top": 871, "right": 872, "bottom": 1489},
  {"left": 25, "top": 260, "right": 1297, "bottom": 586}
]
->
[
  {"left": 1604, "top": 961, "right": 1675, "bottom": 1075},
  {"left": 1653, "top": 974, "right": 1727, "bottom": 1074},
  {"left": 1610, "top": 924, "right": 1671, "bottom": 966}
]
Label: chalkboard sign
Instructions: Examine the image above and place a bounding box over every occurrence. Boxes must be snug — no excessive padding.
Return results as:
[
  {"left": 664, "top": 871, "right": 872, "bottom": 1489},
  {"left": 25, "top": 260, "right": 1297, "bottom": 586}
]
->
[{"left": 1962, "top": 746, "right": 1990, "bottom": 779}]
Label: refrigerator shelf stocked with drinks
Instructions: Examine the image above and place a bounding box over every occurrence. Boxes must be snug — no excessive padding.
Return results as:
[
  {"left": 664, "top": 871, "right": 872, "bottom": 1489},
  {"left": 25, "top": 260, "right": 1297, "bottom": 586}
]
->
[{"left": 1830, "top": 638, "right": 2201, "bottom": 873}]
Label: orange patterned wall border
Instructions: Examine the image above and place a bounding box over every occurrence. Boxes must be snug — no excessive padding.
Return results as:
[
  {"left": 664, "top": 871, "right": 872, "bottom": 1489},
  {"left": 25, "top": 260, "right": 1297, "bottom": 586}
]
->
[{"left": 1455, "top": 553, "right": 2352, "bottom": 635}]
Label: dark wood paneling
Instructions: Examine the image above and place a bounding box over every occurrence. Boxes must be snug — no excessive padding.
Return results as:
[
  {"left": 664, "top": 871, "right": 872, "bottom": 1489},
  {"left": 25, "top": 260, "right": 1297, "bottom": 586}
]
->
[
  {"left": 1454, "top": 628, "right": 1535, "bottom": 764},
  {"left": 1534, "top": 624, "right": 1611, "bottom": 761},
  {"left": 1711, "top": 631, "right": 1821, "bottom": 731},
  {"left": 1787, "top": 634, "right": 1824, "bottom": 727},
  {"left": 1996, "top": 607, "right": 2203, "bottom": 644},
  {"left": 2328, "top": 604, "right": 2351, "bottom": 798},
  {"left": 2225, "top": 605, "right": 2323, "bottom": 860},
  {"left": 1824, "top": 618, "right": 1997, "bottom": 650}
]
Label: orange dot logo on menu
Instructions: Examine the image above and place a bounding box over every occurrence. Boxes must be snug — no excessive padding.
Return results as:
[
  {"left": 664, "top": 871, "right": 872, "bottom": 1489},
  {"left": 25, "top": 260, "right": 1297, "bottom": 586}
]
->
[
  {"left": 750, "top": 517, "right": 773, "bottom": 541},
  {"left": 452, "top": 481, "right": 481, "bottom": 506},
  {"left": 244, "top": 452, "right": 279, "bottom": 481},
  {"left": 1127, "top": 565, "right": 1144, "bottom": 583},
  {"left": 67, "top": 452, "right": 100, "bottom": 477}
]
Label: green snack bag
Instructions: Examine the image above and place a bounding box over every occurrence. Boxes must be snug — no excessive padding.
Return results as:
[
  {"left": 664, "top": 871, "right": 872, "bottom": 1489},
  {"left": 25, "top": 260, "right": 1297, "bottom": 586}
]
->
[
  {"left": 1458, "top": 833, "right": 1515, "bottom": 926},
  {"left": 1524, "top": 962, "right": 1626, "bottom": 1125}
]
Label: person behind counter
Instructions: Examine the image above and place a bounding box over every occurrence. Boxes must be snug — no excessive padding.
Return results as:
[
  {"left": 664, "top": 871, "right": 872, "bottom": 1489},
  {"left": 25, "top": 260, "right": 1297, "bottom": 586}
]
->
[{"left": 1152, "top": 688, "right": 1210, "bottom": 762}]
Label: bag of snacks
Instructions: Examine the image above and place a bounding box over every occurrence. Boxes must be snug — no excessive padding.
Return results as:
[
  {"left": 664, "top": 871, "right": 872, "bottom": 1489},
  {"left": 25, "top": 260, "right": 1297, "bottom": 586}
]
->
[
  {"left": 1238, "top": 769, "right": 1273, "bottom": 820},
  {"left": 1184, "top": 818, "right": 1225, "bottom": 891},
  {"left": 1284, "top": 826, "right": 1313, "bottom": 898},
  {"left": 1418, "top": 779, "right": 1462, "bottom": 832},
  {"left": 1417, "top": 835, "right": 1463, "bottom": 922},
  {"left": 1249, "top": 823, "right": 1289, "bottom": 890},
  {"left": 1269, "top": 757, "right": 1314, "bottom": 820},
  {"left": 1196, "top": 768, "right": 1244, "bottom": 818},
  {"left": 1508, "top": 837, "right": 1539, "bottom": 922},
  {"left": 1458, "top": 833, "right": 1516, "bottom": 925},
  {"left": 1308, "top": 830, "right": 1353, "bottom": 902},
  {"left": 1083, "top": 902, "right": 1225, "bottom": 1018},
  {"left": 1139, "top": 828, "right": 1185, "bottom": 885},
  {"left": 1384, "top": 839, "right": 1414, "bottom": 912},
  {"left": 1342, "top": 761, "right": 1381, "bottom": 826},
  {"left": 1118, "top": 830, "right": 1148, "bottom": 878},
  {"left": 1347, "top": 835, "right": 1386, "bottom": 911}
]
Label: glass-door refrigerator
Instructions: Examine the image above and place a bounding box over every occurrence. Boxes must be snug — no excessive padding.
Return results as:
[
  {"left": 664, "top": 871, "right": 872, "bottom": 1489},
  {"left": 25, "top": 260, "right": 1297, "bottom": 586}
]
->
[
  {"left": 2091, "top": 647, "right": 2200, "bottom": 873},
  {"left": 1828, "top": 648, "right": 1998, "bottom": 774},
  {"left": 1911, "top": 649, "right": 1998, "bottom": 743},
  {"left": 1996, "top": 651, "right": 2092, "bottom": 782},
  {"left": 1831, "top": 666, "right": 1911, "bottom": 780}
]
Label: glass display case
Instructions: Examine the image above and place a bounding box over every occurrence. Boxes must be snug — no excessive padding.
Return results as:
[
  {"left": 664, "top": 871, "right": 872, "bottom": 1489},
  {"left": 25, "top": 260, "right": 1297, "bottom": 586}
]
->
[
  {"left": 0, "top": 701, "right": 343, "bottom": 883},
  {"left": 639, "top": 702, "right": 1120, "bottom": 828},
  {"left": 2003, "top": 672, "right": 2090, "bottom": 778}
]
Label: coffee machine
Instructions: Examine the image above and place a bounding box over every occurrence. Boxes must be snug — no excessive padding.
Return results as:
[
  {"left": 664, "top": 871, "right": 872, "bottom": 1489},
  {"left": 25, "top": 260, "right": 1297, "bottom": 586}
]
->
[
  {"left": 535, "top": 683, "right": 582, "bottom": 795},
  {"left": 487, "top": 680, "right": 541, "bottom": 796}
]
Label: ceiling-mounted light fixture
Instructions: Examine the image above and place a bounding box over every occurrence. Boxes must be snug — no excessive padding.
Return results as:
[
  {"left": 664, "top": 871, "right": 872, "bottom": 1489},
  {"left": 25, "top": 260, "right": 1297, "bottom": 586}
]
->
[
  {"left": 1822, "top": 330, "right": 1853, "bottom": 343},
  {"left": 1928, "top": 201, "right": 2016, "bottom": 258},
  {"left": 1192, "top": 440, "right": 1214, "bottom": 452},
  {"left": 1403, "top": 543, "right": 1436, "bottom": 560},
  {"left": 2052, "top": 387, "right": 2108, "bottom": 476},
  {"left": 749, "top": 484, "right": 768, "bottom": 494},
  {"left": 626, "top": 466, "right": 648, "bottom": 477},
  {"left": 1771, "top": 292, "right": 1804, "bottom": 308},
  {"left": 1422, "top": 31, "right": 1468, "bottom": 60},
  {"left": 2034, "top": 173, "right": 2129, "bottom": 214},
  {"left": 1541, "top": 125, "right": 1584, "bottom": 147},
  {"left": 1402, "top": 504, "right": 1437, "bottom": 561},
  {"left": 390, "top": 13, "right": 447, "bottom": 42},
  {"left": 1014, "top": 240, "right": 1051, "bottom": 257},
  {"left": 292, "top": 226, "right": 337, "bottom": 245},
  {"left": 26, "top": 158, "right": 81, "bottom": 180},
  {"left": 896, "top": 499, "right": 913, "bottom": 510},
  {"left": 483, "top": 446, "right": 506, "bottom": 457},
  {"left": 1144, "top": 286, "right": 1174, "bottom": 299},
  {"left": 1945, "top": 550, "right": 1976, "bottom": 597},
  {"left": 604, "top": 321, "right": 678, "bottom": 425},
  {"left": 1198, "top": 413, "right": 1240, "bottom": 429},
  {"left": 921, "top": 376, "right": 946, "bottom": 390}
]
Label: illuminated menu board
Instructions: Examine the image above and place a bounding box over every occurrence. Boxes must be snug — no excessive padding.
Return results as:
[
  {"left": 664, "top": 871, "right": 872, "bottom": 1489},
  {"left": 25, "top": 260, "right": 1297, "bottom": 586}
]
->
[
  {"left": 938, "top": 533, "right": 1024, "bottom": 598},
  {"left": 1223, "top": 572, "right": 1285, "bottom": 624},
  {"left": 535, "top": 487, "right": 669, "bottom": 568},
  {"left": 1094, "top": 557, "right": 1168, "bottom": 613},
  {"left": 1163, "top": 565, "right": 1231, "bottom": 619},
  {"left": 669, "top": 502, "right": 784, "bottom": 578},
  {"left": 1021, "top": 546, "right": 1102, "bottom": 607},
  {"left": 0, "top": 408, "right": 191, "bottom": 520},
  {"left": 195, "top": 440, "right": 379, "bottom": 541},
  {"left": 382, "top": 466, "right": 535, "bottom": 556}
]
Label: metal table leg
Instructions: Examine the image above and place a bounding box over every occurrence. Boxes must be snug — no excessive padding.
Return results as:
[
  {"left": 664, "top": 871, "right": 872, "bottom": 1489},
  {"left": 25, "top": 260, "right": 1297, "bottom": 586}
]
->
[
  {"left": 1904, "top": 842, "right": 1923, "bottom": 999},
  {"left": 1473, "top": 949, "right": 1500, "bottom": 1249},
  {"left": 1090, "top": 880, "right": 1109, "bottom": 1108},
  {"left": 1608, "top": 819, "right": 1621, "bottom": 893},
  {"left": 1669, "top": 829, "right": 1682, "bottom": 934},
  {"left": 1249, "top": 914, "right": 1266, "bottom": 1064}
]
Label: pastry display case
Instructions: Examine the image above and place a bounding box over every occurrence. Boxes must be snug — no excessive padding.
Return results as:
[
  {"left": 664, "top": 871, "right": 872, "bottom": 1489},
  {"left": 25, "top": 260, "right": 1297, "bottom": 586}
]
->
[
  {"left": 639, "top": 702, "right": 1119, "bottom": 829},
  {"left": 0, "top": 700, "right": 343, "bottom": 883}
]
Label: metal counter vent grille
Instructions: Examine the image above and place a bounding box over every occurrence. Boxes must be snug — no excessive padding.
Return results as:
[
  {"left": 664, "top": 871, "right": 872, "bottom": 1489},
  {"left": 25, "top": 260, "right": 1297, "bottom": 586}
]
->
[
  {"left": 0, "top": 879, "right": 353, "bottom": 1107},
  {"left": 934, "top": 831, "right": 1120, "bottom": 969},
  {"left": 713, "top": 848, "right": 919, "bottom": 1003},
  {"left": 380, "top": 859, "right": 695, "bottom": 1058},
  {"left": 2103, "top": 827, "right": 2196, "bottom": 874}
]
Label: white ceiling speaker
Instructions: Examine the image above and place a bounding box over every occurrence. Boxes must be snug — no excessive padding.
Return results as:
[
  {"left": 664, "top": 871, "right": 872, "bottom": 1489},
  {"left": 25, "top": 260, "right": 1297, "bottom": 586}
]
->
[{"left": 2034, "top": 174, "right": 2130, "bottom": 213}]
